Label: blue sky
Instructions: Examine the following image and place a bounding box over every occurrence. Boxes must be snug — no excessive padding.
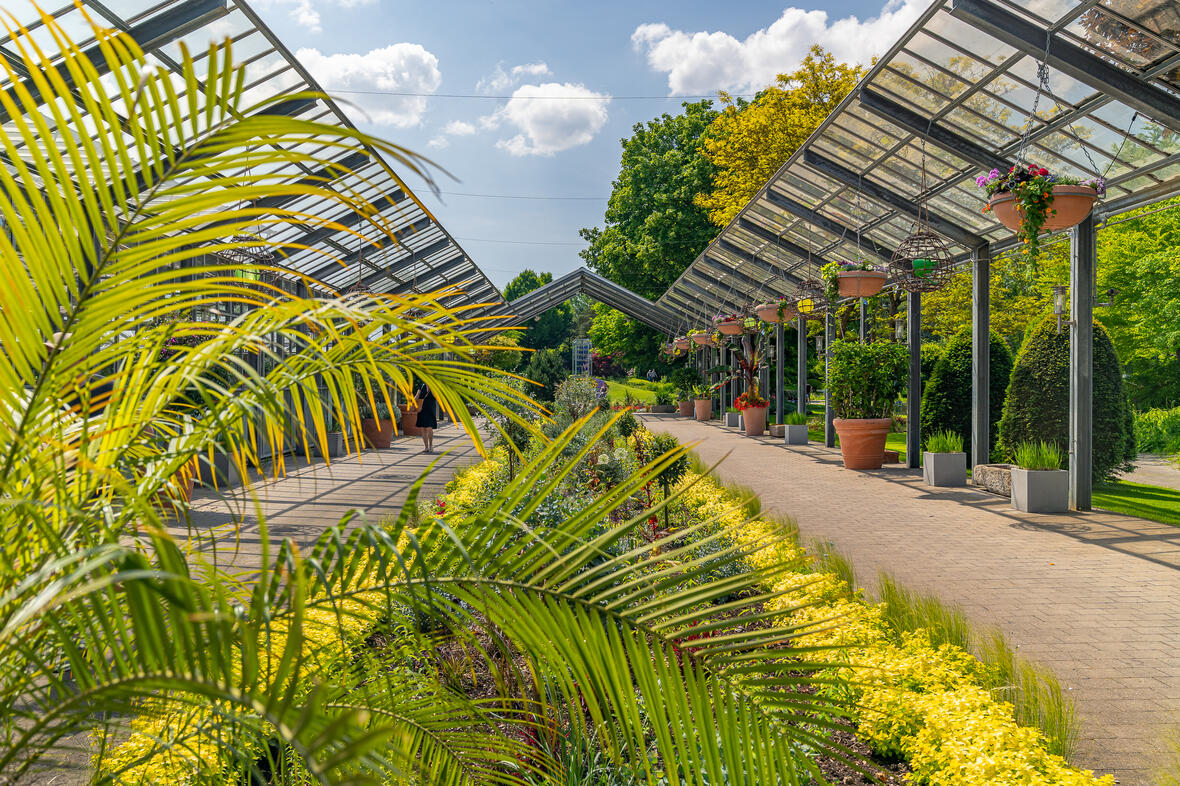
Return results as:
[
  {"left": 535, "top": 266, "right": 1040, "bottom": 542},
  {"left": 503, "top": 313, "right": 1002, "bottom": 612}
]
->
[{"left": 251, "top": 0, "right": 927, "bottom": 292}]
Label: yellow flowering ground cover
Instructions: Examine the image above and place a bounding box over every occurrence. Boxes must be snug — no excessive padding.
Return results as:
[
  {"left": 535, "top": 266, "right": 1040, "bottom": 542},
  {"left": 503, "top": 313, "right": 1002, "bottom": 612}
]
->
[{"left": 676, "top": 471, "right": 1113, "bottom": 785}]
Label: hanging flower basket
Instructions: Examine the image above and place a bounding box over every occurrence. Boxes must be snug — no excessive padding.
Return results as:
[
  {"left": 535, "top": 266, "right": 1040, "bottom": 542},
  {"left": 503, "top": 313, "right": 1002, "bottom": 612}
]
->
[
  {"left": 688, "top": 329, "right": 712, "bottom": 346},
  {"left": 793, "top": 280, "right": 827, "bottom": 321},
  {"left": 988, "top": 184, "right": 1097, "bottom": 233},
  {"left": 978, "top": 165, "right": 1103, "bottom": 261},
  {"left": 836, "top": 269, "right": 887, "bottom": 298},
  {"left": 673, "top": 336, "right": 691, "bottom": 351},
  {"left": 754, "top": 300, "right": 796, "bottom": 323},
  {"left": 713, "top": 315, "right": 745, "bottom": 335}
]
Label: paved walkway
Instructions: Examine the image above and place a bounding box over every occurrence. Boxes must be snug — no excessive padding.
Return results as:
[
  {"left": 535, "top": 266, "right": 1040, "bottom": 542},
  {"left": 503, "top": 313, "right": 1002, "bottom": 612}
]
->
[
  {"left": 1126, "top": 454, "right": 1180, "bottom": 493},
  {"left": 641, "top": 413, "right": 1180, "bottom": 786}
]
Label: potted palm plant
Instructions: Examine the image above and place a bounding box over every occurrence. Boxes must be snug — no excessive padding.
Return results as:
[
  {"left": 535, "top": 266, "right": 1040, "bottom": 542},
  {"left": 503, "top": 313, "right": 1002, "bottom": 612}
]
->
[
  {"left": 692, "top": 384, "right": 712, "bottom": 421},
  {"left": 1010, "top": 440, "right": 1067, "bottom": 513},
  {"left": 923, "top": 429, "right": 966, "bottom": 487},
  {"left": 828, "top": 339, "right": 908, "bottom": 469},
  {"left": 783, "top": 411, "right": 809, "bottom": 446}
]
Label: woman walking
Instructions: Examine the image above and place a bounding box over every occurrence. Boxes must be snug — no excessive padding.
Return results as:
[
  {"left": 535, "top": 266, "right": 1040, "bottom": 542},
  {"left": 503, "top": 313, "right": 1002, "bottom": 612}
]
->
[{"left": 414, "top": 381, "right": 438, "bottom": 453}]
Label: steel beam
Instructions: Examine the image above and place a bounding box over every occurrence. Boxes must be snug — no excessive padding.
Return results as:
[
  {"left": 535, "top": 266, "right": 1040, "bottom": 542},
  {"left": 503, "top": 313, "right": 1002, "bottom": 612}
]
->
[
  {"left": 804, "top": 149, "right": 985, "bottom": 248},
  {"left": 763, "top": 189, "right": 894, "bottom": 262},
  {"left": 736, "top": 217, "right": 829, "bottom": 273},
  {"left": 681, "top": 274, "right": 747, "bottom": 315},
  {"left": 951, "top": 0, "right": 1180, "bottom": 133},
  {"left": 859, "top": 298, "right": 868, "bottom": 342},
  {"left": 358, "top": 235, "right": 451, "bottom": 288},
  {"left": 700, "top": 255, "right": 786, "bottom": 300},
  {"left": 858, "top": 87, "right": 1010, "bottom": 172},
  {"left": 907, "top": 291, "right": 921, "bottom": 469},
  {"left": 797, "top": 315, "right": 807, "bottom": 415},
  {"left": 972, "top": 243, "right": 991, "bottom": 468},
  {"left": 1070, "top": 214, "right": 1095, "bottom": 510},
  {"left": 714, "top": 238, "right": 794, "bottom": 283},
  {"left": 824, "top": 312, "right": 835, "bottom": 447},
  {"left": 775, "top": 322, "right": 785, "bottom": 426}
]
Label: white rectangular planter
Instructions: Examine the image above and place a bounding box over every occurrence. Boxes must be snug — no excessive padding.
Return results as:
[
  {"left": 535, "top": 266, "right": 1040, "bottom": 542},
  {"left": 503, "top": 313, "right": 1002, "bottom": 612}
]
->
[
  {"left": 1010, "top": 468, "right": 1068, "bottom": 513},
  {"left": 923, "top": 452, "right": 966, "bottom": 487},
  {"left": 725, "top": 412, "right": 741, "bottom": 427},
  {"left": 784, "top": 424, "right": 808, "bottom": 445}
]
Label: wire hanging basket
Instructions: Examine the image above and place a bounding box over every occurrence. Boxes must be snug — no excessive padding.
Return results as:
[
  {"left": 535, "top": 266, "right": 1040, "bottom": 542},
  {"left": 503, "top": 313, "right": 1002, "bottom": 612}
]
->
[
  {"left": 889, "top": 230, "right": 954, "bottom": 293},
  {"left": 793, "top": 279, "right": 827, "bottom": 321}
]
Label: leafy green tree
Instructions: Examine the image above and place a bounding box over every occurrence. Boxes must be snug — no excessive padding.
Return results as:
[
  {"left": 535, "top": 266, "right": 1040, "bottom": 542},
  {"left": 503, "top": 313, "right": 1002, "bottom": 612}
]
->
[
  {"left": 579, "top": 100, "right": 720, "bottom": 297},
  {"left": 588, "top": 303, "right": 673, "bottom": 376},
  {"left": 997, "top": 315, "right": 1136, "bottom": 481},
  {"left": 504, "top": 269, "right": 574, "bottom": 351},
  {"left": 472, "top": 331, "right": 523, "bottom": 371},
  {"left": 920, "top": 327, "right": 1014, "bottom": 458},
  {"left": 696, "top": 47, "right": 863, "bottom": 227},
  {"left": 522, "top": 347, "right": 570, "bottom": 403}
]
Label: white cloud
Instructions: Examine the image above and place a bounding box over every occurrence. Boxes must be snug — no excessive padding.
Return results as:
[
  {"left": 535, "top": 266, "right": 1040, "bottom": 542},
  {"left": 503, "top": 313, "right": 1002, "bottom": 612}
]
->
[
  {"left": 255, "top": 0, "right": 375, "bottom": 33},
  {"left": 297, "top": 44, "right": 442, "bottom": 127},
  {"left": 427, "top": 136, "right": 449, "bottom": 149},
  {"left": 488, "top": 82, "right": 610, "bottom": 157},
  {"left": 632, "top": 0, "right": 925, "bottom": 95},
  {"left": 476, "top": 61, "right": 552, "bottom": 93},
  {"left": 444, "top": 120, "right": 477, "bottom": 136}
]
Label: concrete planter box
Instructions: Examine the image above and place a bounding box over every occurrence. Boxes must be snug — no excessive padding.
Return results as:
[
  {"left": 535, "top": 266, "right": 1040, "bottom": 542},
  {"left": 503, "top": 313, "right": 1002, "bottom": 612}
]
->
[
  {"left": 650, "top": 404, "right": 675, "bottom": 413},
  {"left": 973, "top": 464, "right": 1013, "bottom": 496},
  {"left": 725, "top": 412, "right": 741, "bottom": 428},
  {"left": 313, "top": 431, "right": 346, "bottom": 458},
  {"left": 923, "top": 451, "right": 966, "bottom": 487},
  {"left": 769, "top": 424, "right": 785, "bottom": 438},
  {"left": 784, "top": 424, "right": 808, "bottom": 445},
  {"left": 1011, "top": 468, "right": 1068, "bottom": 513}
]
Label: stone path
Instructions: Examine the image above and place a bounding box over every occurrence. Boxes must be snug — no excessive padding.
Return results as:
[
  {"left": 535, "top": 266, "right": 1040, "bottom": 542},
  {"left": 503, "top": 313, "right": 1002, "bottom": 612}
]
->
[{"left": 641, "top": 413, "right": 1180, "bottom": 786}]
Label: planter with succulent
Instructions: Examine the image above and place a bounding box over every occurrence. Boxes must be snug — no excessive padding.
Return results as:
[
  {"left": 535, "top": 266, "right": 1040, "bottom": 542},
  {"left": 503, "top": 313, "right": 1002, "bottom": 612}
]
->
[
  {"left": 923, "top": 429, "right": 966, "bottom": 487},
  {"left": 828, "top": 339, "right": 908, "bottom": 469},
  {"left": 978, "top": 165, "right": 1102, "bottom": 261},
  {"left": 1010, "top": 440, "right": 1067, "bottom": 513},
  {"left": 821, "top": 260, "right": 887, "bottom": 300},
  {"left": 783, "top": 410, "right": 809, "bottom": 445},
  {"left": 687, "top": 384, "right": 712, "bottom": 421},
  {"left": 713, "top": 313, "right": 746, "bottom": 336},
  {"left": 688, "top": 328, "right": 712, "bottom": 346}
]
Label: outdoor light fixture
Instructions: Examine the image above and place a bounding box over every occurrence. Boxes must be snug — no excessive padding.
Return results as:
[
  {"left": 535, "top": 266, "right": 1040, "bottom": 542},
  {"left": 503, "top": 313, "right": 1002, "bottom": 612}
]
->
[
  {"left": 1052, "top": 285, "right": 1074, "bottom": 334},
  {"left": 1096, "top": 287, "right": 1119, "bottom": 308},
  {"left": 895, "top": 319, "right": 906, "bottom": 344},
  {"left": 797, "top": 297, "right": 815, "bottom": 314},
  {"left": 815, "top": 334, "right": 824, "bottom": 354}
]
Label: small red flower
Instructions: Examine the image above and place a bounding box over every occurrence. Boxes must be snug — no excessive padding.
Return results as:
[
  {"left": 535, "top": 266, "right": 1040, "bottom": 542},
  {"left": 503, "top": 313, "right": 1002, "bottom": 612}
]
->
[{"left": 1038, "top": 168, "right": 1048, "bottom": 176}]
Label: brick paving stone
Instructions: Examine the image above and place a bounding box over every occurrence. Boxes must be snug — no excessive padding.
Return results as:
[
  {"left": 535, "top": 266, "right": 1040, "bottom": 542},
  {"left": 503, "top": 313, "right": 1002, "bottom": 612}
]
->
[{"left": 642, "top": 413, "right": 1180, "bottom": 785}]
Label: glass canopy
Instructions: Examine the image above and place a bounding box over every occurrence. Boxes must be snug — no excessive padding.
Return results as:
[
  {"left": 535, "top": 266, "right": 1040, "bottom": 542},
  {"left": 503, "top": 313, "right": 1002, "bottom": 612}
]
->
[{"left": 657, "top": 0, "right": 1180, "bottom": 335}]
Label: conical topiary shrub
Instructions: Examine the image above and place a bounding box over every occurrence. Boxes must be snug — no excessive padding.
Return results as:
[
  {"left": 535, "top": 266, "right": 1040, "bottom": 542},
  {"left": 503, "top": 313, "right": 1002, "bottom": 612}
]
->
[
  {"left": 997, "top": 314, "right": 1136, "bottom": 482},
  {"left": 919, "top": 327, "right": 1013, "bottom": 459}
]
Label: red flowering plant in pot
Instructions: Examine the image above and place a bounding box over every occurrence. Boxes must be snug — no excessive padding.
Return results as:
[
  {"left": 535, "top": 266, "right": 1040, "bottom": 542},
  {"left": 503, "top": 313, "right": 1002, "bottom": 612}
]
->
[
  {"left": 716, "top": 330, "right": 770, "bottom": 436},
  {"left": 978, "top": 164, "right": 1103, "bottom": 261}
]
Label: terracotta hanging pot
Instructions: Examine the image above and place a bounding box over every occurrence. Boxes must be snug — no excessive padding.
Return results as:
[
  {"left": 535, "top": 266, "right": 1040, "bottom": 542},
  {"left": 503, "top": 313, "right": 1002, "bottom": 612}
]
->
[
  {"left": 742, "top": 405, "right": 768, "bottom": 436},
  {"left": 754, "top": 303, "right": 783, "bottom": 323},
  {"left": 694, "top": 398, "right": 712, "bottom": 421},
  {"left": 674, "top": 337, "right": 691, "bottom": 351},
  {"left": 715, "top": 319, "right": 744, "bottom": 335},
  {"left": 832, "top": 417, "right": 892, "bottom": 470},
  {"left": 836, "top": 270, "right": 887, "bottom": 298},
  {"left": 690, "top": 333, "right": 712, "bottom": 346},
  {"left": 988, "top": 184, "right": 1097, "bottom": 233}
]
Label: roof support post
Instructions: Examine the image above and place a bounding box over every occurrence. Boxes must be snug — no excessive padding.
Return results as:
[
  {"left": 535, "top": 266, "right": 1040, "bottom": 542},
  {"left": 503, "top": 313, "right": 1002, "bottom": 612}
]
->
[
  {"left": 1070, "top": 214, "right": 1095, "bottom": 510},
  {"left": 907, "top": 291, "right": 922, "bottom": 469},
  {"left": 972, "top": 243, "right": 991, "bottom": 468},
  {"left": 775, "top": 321, "right": 785, "bottom": 427},
  {"left": 797, "top": 314, "right": 807, "bottom": 416},
  {"left": 825, "top": 311, "right": 835, "bottom": 448}
]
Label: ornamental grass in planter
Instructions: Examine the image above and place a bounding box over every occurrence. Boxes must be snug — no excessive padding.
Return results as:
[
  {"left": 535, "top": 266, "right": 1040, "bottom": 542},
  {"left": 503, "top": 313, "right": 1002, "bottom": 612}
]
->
[
  {"left": 828, "top": 339, "right": 909, "bottom": 470},
  {"left": 1011, "top": 440, "right": 1068, "bottom": 513},
  {"left": 783, "top": 411, "right": 809, "bottom": 445},
  {"left": 923, "top": 429, "right": 966, "bottom": 488},
  {"left": 692, "top": 385, "right": 713, "bottom": 421}
]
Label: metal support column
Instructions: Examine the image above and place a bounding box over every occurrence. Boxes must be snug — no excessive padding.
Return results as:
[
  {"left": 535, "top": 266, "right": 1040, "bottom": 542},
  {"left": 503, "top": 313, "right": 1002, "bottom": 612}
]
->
[
  {"left": 797, "top": 315, "right": 807, "bottom": 415},
  {"left": 907, "top": 291, "right": 921, "bottom": 469},
  {"left": 859, "top": 298, "right": 868, "bottom": 343},
  {"left": 775, "top": 322, "right": 785, "bottom": 426},
  {"left": 825, "top": 311, "right": 835, "bottom": 447},
  {"left": 971, "top": 243, "right": 991, "bottom": 469},
  {"left": 1070, "top": 214, "right": 1095, "bottom": 510}
]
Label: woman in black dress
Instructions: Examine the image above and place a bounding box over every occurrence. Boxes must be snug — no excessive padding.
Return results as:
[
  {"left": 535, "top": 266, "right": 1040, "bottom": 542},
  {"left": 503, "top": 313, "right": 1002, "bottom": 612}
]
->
[{"left": 414, "top": 383, "right": 439, "bottom": 453}]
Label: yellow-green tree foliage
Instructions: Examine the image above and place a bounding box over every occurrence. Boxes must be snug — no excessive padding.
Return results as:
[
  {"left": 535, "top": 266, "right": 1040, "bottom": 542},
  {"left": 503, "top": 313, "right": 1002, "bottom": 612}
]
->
[{"left": 696, "top": 47, "right": 863, "bottom": 227}]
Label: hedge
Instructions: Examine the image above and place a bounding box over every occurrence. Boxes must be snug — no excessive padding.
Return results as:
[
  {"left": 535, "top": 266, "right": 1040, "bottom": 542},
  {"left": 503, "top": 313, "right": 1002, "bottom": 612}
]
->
[
  {"left": 997, "top": 315, "right": 1136, "bottom": 481},
  {"left": 920, "top": 327, "right": 1013, "bottom": 457}
]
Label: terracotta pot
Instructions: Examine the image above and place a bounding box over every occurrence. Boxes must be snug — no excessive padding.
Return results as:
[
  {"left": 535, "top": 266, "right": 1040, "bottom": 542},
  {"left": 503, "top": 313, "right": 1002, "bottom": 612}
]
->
[
  {"left": 836, "top": 270, "right": 887, "bottom": 298},
  {"left": 690, "top": 333, "right": 712, "bottom": 346},
  {"left": 988, "top": 185, "right": 1097, "bottom": 233},
  {"left": 677, "top": 400, "right": 693, "bottom": 417},
  {"left": 362, "top": 418, "right": 396, "bottom": 448},
  {"left": 674, "top": 338, "right": 691, "bottom": 351},
  {"left": 715, "top": 320, "right": 744, "bottom": 335},
  {"left": 742, "top": 405, "right": 768, "bottom": 436},
  {"left": 399, "top": 406, "right": 422, "bottom": 437},
  {"left": 832, "top": 417, "right": 892, "bottom": 470},
  {"left": 754, "top": 303, "right": 782, "bottom": 323},
  {"left": 694, "top": 399, "right": 712, "bottom": 421},
  {"left": 154, "top": 458, "right": 198, "bottom": 513}
]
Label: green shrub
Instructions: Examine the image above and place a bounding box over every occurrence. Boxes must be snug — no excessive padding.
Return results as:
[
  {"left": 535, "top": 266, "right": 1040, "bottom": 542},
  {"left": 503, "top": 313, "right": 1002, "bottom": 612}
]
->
[
  {"left": 925, "top": 429, "right": 963, "bottom": 454},
  {"left": 827, "top": 340, "right": 908, "bottom": 419},
  {"left": 784, "top": 411, "right": 808, "bottom": 425},
  {"left": 920, "top": 327, "right": 1013, "bottom": 457},
  {"left": 1134, "top": 406, "right": 1180, "bottom": 455},
  {"left": 997, "top": 315, "right": 1135, "bottom": 481},
  {"left": 920, "top": 341, "right": 944, "bottom": 392},
  {"left": 1013, "top": 440, "right": 1065, "bottom": 471},
  {"left": 523, "top": 348, "right": 570, "bottom": 403}
]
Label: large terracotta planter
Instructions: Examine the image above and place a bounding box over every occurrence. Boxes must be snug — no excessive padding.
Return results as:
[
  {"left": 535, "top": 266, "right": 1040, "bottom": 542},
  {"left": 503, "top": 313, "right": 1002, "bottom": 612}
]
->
[
  {"left": 836, "top": 270, "right": 887, "bottom": 298},
  {"left": 742, "top": 405, "right": 768, "bottom": 436},
  {"left": 754, "top": 303, "right": 782, "bottom": 323},
  {"left": 362, "top": 418, "right": 396, "bottom": 448},
  {"left": 989, "top": 185, "right": 1097, "bottom": 233},
  {"left": 832, "top": 417, "right": 892, "bottom": 470},
  {"left": 690, "top": 333, "right": 712, "bottom": 346},
  {"left": 399, "top": 406, "right": 422, "bottom": 437},
  {"left": 715, "top": 319, "right": 744, "bottom": 335},
  {"left": 677, "top": 400, "right": 693, "bottom": 417},
  {"left": 694, "top": 399, "right": 712, "bottom": 421}
]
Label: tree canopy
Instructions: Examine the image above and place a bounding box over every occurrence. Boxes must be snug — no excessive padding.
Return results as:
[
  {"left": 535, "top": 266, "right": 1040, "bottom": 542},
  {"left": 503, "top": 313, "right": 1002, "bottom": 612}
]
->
[{"left": 696, "top": 47, "right": 863, "bottom": 228}]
